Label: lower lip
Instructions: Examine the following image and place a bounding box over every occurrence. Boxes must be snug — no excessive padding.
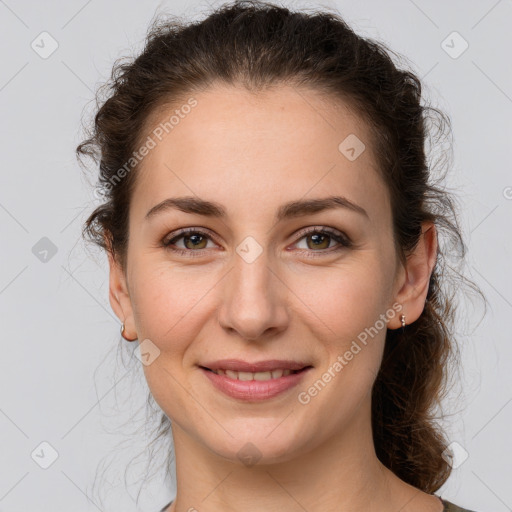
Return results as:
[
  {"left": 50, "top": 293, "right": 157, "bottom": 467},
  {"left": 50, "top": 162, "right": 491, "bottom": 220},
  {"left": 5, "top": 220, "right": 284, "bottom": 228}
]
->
[{"left": 200, "top": 367, "right": 312, "bottom": 401}]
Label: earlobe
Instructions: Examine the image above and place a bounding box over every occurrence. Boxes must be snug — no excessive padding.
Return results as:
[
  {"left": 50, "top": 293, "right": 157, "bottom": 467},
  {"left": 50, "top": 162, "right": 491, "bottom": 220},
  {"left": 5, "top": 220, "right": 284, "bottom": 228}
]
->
[{"left": 390, "top": 221, "right": 438, "bottom": 329}]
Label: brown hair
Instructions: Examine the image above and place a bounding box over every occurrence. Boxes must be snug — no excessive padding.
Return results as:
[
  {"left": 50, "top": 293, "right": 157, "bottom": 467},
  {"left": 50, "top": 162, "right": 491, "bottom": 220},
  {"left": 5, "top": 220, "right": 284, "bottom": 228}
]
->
[{"left": 77, "top": 0, "right": 486, "bottom": 497}]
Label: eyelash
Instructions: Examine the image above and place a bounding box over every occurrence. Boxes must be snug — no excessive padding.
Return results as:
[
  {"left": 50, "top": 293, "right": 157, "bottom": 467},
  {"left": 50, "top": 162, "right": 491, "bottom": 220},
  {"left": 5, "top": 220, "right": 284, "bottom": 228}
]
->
[{"left": 161, "top": 226, "right": 352, "bottom": 258}]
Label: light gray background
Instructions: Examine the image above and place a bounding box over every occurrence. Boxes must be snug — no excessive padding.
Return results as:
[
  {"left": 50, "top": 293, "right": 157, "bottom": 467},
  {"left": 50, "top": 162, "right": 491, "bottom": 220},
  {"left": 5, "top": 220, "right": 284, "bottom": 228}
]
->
[{"left": 1, "top": 0, "right": 511, "bottom": 511}]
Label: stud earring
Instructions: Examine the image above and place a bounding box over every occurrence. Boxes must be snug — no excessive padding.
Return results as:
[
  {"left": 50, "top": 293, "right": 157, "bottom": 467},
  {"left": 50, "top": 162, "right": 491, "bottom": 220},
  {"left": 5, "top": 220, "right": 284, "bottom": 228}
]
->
[{"left": 400, "top": 314, "right": 406, "bottom": 329}]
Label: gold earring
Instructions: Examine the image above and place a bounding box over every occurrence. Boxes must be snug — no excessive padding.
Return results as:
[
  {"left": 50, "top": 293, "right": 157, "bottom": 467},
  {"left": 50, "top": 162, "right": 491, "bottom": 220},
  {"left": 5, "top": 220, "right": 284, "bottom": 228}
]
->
[
  {"left": 121, "top": 322, "right": 136, "bottom": 342},
  {"left": 400, "top": 314, "right": 406, "bottom": 329}
]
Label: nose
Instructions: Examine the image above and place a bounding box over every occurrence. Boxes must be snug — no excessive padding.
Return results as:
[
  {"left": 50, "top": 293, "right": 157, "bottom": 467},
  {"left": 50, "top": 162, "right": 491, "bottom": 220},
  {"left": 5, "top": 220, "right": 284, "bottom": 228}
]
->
[{"left": 217, "top": 250, "right": 290, "bottom": 342}]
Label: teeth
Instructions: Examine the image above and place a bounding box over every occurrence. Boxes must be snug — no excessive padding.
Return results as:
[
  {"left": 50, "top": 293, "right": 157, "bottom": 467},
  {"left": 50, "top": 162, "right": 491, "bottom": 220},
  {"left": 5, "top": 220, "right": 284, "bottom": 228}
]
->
[{"left": 213, "top": 369, "right": 294, "bottom": 380}]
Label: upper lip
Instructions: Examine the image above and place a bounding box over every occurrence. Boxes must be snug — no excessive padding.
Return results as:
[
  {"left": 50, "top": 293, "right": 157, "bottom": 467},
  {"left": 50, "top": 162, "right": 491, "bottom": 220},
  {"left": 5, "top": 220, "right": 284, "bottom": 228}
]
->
[{"left": 200, "top": 359, "right": 312, "bottom": 372}]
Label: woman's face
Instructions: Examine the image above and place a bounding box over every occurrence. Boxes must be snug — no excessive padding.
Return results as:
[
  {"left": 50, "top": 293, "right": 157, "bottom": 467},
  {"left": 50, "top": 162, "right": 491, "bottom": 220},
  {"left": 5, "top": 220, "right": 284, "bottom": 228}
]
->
[{"left": 110, "top": 84, "right": 407, "bottom": 464}]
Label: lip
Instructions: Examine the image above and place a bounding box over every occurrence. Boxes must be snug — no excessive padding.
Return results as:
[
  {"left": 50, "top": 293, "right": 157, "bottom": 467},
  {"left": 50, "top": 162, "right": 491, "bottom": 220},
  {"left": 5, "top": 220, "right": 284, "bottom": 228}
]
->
[
  {"left": 200, "top": 359, "right": 312, "bottom": 373},
  {"left": 199, "top": 364, "right": 313, "bottom": 402}
]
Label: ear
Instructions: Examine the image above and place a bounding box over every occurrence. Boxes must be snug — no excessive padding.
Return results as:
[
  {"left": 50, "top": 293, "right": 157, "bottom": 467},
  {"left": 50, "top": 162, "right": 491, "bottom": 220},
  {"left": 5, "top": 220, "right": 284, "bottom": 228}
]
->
[
  {"left": 390, "top": 221, "right": 438, "bottom": 329},
  {"left": 105, "top": 235, "right": 137, "bottom": 341}
]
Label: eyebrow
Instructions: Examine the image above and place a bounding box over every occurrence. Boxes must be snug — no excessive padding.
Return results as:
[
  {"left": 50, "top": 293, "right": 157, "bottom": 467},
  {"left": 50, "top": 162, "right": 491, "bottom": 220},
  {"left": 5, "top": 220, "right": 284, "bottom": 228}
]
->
[{"left": 144, "top": 195, "right": 369, "bottom": 222}]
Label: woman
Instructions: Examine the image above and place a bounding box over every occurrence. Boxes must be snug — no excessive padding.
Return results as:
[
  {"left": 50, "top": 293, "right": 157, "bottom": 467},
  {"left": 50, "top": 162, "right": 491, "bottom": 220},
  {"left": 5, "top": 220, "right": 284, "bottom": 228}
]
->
[{"left": 77, "top": 1, "right": 483, "bottom": 510}]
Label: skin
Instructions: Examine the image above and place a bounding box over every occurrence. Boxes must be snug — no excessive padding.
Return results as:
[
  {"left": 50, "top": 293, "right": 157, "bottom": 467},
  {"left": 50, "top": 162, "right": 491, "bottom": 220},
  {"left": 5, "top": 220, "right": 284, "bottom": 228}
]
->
[{"left": 107, "top": 84, "right": 441, "bottom": 512}]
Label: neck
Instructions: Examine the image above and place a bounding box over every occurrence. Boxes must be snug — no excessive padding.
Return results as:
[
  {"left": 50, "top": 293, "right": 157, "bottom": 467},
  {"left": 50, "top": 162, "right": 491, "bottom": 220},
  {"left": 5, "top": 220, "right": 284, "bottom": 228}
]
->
[{"left": 167, "top": 396, "right": 429, "bottom": 512}]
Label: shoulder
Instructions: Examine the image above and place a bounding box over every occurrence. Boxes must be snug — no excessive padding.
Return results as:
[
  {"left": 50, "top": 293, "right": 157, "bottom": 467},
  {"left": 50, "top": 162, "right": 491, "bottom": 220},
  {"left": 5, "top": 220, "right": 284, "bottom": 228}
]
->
[{"left": 441, "top": 498, "right": 479, "bottom": 512}]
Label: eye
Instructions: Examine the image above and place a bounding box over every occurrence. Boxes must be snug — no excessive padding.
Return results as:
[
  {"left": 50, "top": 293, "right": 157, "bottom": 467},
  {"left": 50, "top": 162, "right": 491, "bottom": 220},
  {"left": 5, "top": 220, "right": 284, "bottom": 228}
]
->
[
  {"left": 291, "top": 227, "right": 352, "bottom": 257},
  {"left": 162, "top": 228, "right": 218, "bottom": 256}
]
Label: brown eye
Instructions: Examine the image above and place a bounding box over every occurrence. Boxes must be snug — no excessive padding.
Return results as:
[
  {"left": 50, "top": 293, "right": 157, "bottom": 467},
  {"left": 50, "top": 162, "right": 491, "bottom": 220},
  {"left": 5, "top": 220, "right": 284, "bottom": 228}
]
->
[
  {"left": 181, "top": 233, "right": 208, "bottom": 250},
  {"left": 305, "top": 232, "right": 331, "bottom": 250},
  {"left": 293, "top": 227, "right": 352, "bottom": 256},
  {"left": 162, "top": 228, "right": 217, "bottom": 254}
]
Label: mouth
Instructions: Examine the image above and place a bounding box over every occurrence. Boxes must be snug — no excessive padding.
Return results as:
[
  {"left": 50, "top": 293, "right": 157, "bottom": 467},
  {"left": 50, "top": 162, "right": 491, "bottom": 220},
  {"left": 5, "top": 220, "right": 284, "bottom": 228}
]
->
[{"left": 198, "top": 361, "right": 314, "bottom": 401}]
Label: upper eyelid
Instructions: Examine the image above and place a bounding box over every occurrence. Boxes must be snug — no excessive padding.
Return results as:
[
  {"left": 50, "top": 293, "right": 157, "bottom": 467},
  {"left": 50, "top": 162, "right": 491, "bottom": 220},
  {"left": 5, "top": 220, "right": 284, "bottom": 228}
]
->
[
  {"left": 293, "top": 225, "right": 347, "bottom": 239},
  {"left": 164, "top": 227, "right": 219, "bottom": 245}
]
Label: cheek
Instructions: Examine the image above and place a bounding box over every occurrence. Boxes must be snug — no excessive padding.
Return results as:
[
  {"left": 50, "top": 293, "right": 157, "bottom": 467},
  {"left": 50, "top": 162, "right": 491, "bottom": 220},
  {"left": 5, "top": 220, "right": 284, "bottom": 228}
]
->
[
  {"left": 129, "top": 264, "right": 221, "bottom": 415},
  {"left": 298, "top": 259, "right": 391, "bottom": 394},
  {"left": 296, "top": 259, "right": 390, "bottom": 342},
  {"left": 130, "top": 263, "right": 220, "bottom": 345}
]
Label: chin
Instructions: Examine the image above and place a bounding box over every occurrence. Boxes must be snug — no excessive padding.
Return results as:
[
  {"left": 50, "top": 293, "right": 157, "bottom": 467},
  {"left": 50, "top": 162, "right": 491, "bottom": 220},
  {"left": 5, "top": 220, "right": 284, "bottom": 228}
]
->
[{"left": 200, "top": 419, "right": 311, "bottom": 467}]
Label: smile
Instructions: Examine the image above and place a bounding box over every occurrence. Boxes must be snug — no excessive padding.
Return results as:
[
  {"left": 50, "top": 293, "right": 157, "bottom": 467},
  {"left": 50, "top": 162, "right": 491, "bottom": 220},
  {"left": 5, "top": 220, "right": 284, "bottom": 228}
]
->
[{"left": 199, "top": 365, "right": 312, "bottom": 401}]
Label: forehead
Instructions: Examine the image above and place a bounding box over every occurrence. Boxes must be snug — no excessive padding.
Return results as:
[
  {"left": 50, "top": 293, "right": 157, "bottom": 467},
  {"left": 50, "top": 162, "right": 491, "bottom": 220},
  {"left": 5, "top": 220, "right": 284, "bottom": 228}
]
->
[{"left": 130, "top": 84, "right": 390, "bottom": 227}]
